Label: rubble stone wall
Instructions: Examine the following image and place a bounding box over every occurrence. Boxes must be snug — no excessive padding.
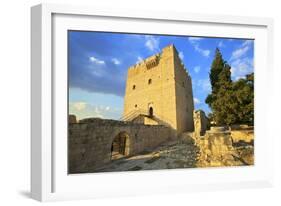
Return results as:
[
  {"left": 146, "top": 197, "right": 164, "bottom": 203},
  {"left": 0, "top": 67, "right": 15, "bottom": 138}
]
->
[
  {"left": 195, "top": 126, "right": 254, "bottom": 167},
  {"left": 68, "top": 118, "right": 176, "bottom": 173},
  {"left": 230, "top": 126, "right": 254, "bottom": 143}
]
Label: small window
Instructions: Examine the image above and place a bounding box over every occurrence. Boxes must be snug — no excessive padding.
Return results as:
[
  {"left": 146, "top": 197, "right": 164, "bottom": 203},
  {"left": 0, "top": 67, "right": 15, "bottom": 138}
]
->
[
  {"left": 135, "top": 104, "right": 137, "bottom": 108},
  {"left": 132, "top": 85, "right": 136, "bottom": 90},
  {"left": 148, "top": 79, "right": 152, "bottom": 84}
]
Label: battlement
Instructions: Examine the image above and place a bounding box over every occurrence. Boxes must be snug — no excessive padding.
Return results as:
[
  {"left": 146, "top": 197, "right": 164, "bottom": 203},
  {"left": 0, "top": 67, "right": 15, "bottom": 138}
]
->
[
  {"left": 128, "top": 44, "right": 189, "bottom": 76},
  {"left": 129, "top": 44, "right": 175, "bottom": 67}
]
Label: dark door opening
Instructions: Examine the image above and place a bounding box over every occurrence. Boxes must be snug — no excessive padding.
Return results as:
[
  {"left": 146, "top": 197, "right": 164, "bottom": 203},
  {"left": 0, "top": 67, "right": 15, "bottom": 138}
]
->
[
  {"left": 111, "top": 132, "right": 128, "bottom": 160},
  {"left": 149, "top": 107, "right": 153, "bottom": 117}
]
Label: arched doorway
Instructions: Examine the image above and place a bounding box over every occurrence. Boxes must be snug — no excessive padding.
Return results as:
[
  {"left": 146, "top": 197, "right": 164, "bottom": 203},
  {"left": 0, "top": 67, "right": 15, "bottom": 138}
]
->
[
  {"left": 149, "top": 107, "right": 153, "bottom": 117},
  {"left": 111, "top": 132, "right": 130, "bottom": 160}
]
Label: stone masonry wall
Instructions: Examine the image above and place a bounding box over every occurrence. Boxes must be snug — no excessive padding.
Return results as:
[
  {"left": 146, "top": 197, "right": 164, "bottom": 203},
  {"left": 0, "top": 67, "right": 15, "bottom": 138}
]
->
[
  {"left": 194, "top": 126, "right": 254, "bottom": 167},
  {"left": 173, "top": 46, "right": 194, "bottom": 133},
  {"left": 68, "top": 118, "right": 176, "bottom": 173},
  {"left": 230, "top": 125, "right": 254, "bottom": 143},
  {"left": 123, "top": 45, "right": 194, "bottom": 133},
  {"left": 193, "top": 110, "right": 209, "bottom": 137}
]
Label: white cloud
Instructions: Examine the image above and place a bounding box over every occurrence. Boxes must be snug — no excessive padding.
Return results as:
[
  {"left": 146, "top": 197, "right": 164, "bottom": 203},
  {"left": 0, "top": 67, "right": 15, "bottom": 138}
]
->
[
  {"left": 194, "top": 66, "right": 201, "bottom": 73},
  {"left": 72, "top": 102, "right": 87, "bottom": 111},
  {"left": 89, "top": 56, "right": 105, "bottom": 65},
  {"left": 231, "top": 57, "right": 253, "bottom": 80},
  {"left": 145, "top": 35, "right": 160, "bottom": 52},
  {"left": 188, "top": 37, "right": 203, "bottom": 42},
  {"left": 242, "top": 40, "right": 253, "bottom": 47},
  {"left": 230, "top": 40, "right": 253, "bottom": 61},
  {"left": 229, "top": 40, "right": 254, "bottom": 80},
  {"left": 194, "top": 45, "right": 210, "bottom": 57},
  {"left": 69, "top": 102, "right": 120, "bottom": 120},
  {"left": 230, "top": 46, "right": 249, "bottom": 61},
  {"left": 188, "top": 37, "right": 210, "bottom": 57},
  {"left": 111, "top": 58, "right": 121, "bottom": 65},
  {"left": 179, "top": 51, "right": 184, "bottom": 60},
  {"left": 136, "top": 56, "right": 143, "bottom": 64},
  {"left": 194, "top": 97, "right": 201, "bottom": 104},
  {"left": 218, "top": 41, "right": 225, "bottom": 48}
]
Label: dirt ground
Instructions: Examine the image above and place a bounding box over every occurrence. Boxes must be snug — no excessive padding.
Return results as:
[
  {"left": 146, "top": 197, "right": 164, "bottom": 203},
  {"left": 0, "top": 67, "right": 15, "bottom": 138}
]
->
[{"left": 94, "top": 138, "right": 253, "bottom": 173}]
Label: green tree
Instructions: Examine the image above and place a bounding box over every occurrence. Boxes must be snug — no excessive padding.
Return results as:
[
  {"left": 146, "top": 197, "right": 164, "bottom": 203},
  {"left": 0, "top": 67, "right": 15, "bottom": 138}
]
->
[
  {"left": 205, "top": 48, "right": 254, "bottom": 126},
  {"left": 209, "top": 48, "right": 225, "bottom": 91},
  {"left": 206, "top": 48, "right": 232, "bottom": 125},
  {"left": 206, "top": 49, "right": 232, "bottom": 105},
  {"left": 232, "top": 73, "right": 254, "bottom": 125}
]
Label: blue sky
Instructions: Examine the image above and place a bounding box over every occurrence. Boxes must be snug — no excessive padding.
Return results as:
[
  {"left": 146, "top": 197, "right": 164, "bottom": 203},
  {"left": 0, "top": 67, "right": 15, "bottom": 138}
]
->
[{"left": 68, "top": 31, "right": 254, "bottom": 120}]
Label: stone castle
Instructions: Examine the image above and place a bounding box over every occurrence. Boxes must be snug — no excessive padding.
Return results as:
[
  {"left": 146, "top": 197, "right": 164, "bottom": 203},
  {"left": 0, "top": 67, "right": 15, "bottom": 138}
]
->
[
  {"left": 123, "top": 45, "right": 194, "bottom": 133},
  {"left": 68, "top": 44, "right": 254, "bottom": 173}
]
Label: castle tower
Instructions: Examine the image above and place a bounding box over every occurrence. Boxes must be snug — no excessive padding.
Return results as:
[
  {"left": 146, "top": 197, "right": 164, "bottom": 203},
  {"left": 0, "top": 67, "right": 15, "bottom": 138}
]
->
[{"left": 123, "top": 45, "right": 194, "bottom": 133}]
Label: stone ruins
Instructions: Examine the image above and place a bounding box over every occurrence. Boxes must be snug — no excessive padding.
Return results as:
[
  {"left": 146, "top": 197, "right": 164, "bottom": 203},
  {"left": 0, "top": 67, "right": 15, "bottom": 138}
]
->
[{"left": 68, "top": 45, "right": 254, "bottom": 173}]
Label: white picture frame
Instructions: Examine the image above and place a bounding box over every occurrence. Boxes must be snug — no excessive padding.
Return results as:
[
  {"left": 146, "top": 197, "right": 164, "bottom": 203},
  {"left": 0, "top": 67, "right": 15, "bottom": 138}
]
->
[{"left": 31, "top": 3, "right": 274, "bottom": 202}]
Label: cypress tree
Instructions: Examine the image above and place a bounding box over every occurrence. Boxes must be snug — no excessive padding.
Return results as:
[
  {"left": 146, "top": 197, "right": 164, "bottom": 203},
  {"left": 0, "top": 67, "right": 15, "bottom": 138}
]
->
[
  {"left": 209, "top": 48, "right": 225, "bottom": 91},
  {"left": 205, "top": 48, "right": 254, "bottom": 126}
]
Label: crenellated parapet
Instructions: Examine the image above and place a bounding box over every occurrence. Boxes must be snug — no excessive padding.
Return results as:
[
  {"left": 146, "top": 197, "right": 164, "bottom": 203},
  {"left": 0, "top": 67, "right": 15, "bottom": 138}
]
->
[{"left": 145, "top": 54, "right": 160, "bottom": 69}]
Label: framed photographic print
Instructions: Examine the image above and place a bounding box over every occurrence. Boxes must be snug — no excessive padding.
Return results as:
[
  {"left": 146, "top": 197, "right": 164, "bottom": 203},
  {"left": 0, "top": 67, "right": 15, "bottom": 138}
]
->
[{"left": 31, "top": 3, "right": 274, "bottom": 201}]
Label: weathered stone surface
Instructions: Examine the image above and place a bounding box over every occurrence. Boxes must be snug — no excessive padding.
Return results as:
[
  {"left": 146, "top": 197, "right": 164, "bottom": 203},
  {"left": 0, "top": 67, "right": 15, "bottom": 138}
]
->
[
  {"left": 193, "top": 110, "right": 209, "bottom": 137},
  {"left": 123, "top": 45, "right": 194, "bottom": 133},
  {"left": 68, "top": 118, "right": 177, "bottom": 173},
  {"left": 231, "top": 128, "right": 254, "bottom": 143},
  {"left": 95, "top": 138, "right": 200, "bottom": 172},
  {"left": 179, "top": 132, "right": 195, "bottom": 144},
  {"left": 131, "top": 114, "right": 159, "bottom": 125},
  {"left": 210, "top": 126, "right": 227, "bottom": 132},
  {"left": 68, "top": 44, "right": 254, "bottom": 173},
  {"left": 69, "top": 114, "right": 77, "bottom": 124},
  {"left": 230, "top": 124, "right": 253, "bottom": 130},
  {"left": 93, "top": 129, "right": 254, "bottom": 172},
  {"left": 195, "top": 127, "right": 254, "bottom": 167}
]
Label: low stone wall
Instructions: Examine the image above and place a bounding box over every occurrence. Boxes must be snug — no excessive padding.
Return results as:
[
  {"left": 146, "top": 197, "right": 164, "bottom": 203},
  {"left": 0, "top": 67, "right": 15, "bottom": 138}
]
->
[
  {"left": 208, "top": 128, "right": 233, "bottom": 152},
  {"left": 69, "top": 118, "right": 176, "bottom": 173},
  {"left": 69, "top": 114, "right": 77, "bottom": 123},
  {"left": 193, "top": 126, "right": 255, "bottom": 167},
  {"left": 196, "top": 128, "right": 234, "bottom": 167},
  {"left": 231, "top": 127, "right": 254, "bottom": 143}
]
